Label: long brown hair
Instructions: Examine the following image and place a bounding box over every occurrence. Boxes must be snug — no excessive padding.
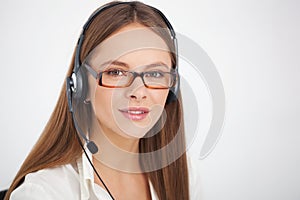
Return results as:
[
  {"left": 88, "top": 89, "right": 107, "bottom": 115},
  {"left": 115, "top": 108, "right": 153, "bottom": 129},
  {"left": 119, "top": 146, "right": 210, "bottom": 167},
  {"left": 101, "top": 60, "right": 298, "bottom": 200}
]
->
[{"left": 5, "top": 1, "right": 189, "bottom": 199}]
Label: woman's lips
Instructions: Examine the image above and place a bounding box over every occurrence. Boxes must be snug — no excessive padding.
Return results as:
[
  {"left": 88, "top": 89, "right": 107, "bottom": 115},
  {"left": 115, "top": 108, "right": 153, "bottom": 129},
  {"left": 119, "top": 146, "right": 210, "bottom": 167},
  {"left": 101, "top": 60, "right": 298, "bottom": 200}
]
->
[{"left": 118, "top": 107, "right": 150, "bottom": 121}]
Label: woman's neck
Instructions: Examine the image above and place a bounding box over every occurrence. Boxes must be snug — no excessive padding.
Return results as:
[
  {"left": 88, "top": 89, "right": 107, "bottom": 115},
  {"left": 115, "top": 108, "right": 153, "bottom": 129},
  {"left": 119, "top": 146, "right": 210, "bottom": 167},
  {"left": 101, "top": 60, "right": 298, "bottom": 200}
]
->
[{"left": 92, "top": 157, "right": 151, "bottom": 200}]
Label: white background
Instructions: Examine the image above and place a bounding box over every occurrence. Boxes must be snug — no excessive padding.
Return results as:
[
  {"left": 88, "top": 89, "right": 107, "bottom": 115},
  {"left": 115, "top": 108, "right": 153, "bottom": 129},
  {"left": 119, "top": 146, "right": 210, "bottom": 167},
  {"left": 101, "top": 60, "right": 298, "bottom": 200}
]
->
[{"left": 1, "top": 0, "right": 300, "bottom": 199}]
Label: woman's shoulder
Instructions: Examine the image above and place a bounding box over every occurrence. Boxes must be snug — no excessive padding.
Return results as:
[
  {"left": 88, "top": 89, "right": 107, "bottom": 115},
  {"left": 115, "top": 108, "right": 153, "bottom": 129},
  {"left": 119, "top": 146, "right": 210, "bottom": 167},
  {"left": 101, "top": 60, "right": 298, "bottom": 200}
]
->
[{"left": 10, "top": 164, "right": 80, "bottom": 200}]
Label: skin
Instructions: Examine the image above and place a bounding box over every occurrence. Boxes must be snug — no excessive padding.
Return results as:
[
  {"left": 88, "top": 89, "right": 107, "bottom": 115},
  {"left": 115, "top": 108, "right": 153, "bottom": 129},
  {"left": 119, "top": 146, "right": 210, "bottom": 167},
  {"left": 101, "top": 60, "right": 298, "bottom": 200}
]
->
[{"left": 87, "top": 23, "right": 172, "bottom": 200}]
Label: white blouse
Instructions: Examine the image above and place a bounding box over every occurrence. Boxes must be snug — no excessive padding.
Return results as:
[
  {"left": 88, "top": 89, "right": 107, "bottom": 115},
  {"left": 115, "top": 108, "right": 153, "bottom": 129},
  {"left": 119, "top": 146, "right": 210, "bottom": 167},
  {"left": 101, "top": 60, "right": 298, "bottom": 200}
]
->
[{"left": 10, "top": 151, "right": 201, "bottom": 200}]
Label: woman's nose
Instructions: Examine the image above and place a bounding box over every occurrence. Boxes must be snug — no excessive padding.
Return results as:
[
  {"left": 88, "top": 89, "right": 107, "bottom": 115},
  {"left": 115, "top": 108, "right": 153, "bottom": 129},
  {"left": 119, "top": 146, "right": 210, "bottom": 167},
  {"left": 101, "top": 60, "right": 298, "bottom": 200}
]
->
[
  {"left": 126, "top": 76, "right": 147, "bottom": 101},
  {"left": 129, "top": 93, "right": 146, "bottom": 101}
]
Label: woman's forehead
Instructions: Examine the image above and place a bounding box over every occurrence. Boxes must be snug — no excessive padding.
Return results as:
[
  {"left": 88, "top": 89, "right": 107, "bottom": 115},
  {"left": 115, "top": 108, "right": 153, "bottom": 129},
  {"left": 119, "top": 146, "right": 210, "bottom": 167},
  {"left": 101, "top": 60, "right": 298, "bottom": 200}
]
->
[{"left": 86, "top": 24, "right": 172, "bottom": 68}]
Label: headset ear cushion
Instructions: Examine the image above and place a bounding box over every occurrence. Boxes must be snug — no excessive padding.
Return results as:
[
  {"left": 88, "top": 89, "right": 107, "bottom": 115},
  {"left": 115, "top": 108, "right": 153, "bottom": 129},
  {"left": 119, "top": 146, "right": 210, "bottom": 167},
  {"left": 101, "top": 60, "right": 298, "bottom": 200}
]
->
[
  {"left": 166, "top": 84, "right": 179, "bottom": 104},
  {"left": 166, "top": 72, "right": 180, "bottom": 104},
  {"left": 166, "top": 90, "right": 176, "bottom": 104},
  {"left": 73, "top": 67, "right": 88, "bottom": 101}
]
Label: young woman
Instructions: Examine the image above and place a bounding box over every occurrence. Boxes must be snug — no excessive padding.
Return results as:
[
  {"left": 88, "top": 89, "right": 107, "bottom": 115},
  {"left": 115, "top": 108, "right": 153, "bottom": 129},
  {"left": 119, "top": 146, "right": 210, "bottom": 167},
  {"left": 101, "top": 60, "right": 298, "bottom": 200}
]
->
[{"left": 5, "top": 1, "right": 200, "bottom": 200}]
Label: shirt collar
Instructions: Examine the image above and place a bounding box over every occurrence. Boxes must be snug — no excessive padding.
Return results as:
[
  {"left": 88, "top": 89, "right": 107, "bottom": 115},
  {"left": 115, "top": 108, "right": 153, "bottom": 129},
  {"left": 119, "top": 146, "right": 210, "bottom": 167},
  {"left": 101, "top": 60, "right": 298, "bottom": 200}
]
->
[{"left": 76, "top": 148, "right": 95, "bottom": 199}]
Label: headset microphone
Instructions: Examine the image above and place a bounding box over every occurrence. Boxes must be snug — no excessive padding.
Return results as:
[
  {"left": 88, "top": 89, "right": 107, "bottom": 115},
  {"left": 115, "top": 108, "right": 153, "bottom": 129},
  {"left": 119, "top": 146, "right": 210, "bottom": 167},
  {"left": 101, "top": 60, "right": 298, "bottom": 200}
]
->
[{"left": 73, "top": 118, "right": 98, "bottom": 154}]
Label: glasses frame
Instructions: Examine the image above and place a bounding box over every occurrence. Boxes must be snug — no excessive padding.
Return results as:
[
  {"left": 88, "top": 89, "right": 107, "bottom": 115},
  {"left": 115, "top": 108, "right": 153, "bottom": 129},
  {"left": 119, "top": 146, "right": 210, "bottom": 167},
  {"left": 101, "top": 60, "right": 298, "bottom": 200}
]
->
[{"left": 84, "top": 63, "right": 178, "bottom": 89}]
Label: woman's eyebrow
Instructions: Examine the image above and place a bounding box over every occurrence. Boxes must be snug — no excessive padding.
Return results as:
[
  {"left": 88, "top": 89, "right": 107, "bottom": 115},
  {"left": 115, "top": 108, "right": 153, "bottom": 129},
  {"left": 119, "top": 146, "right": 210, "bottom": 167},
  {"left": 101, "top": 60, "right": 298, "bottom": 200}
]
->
[
  {"left": 145, "top": 62, "right": 170, "bottom": 69},
  {"left": 101, "top": 60, "right": 129, "bottom": 68}
]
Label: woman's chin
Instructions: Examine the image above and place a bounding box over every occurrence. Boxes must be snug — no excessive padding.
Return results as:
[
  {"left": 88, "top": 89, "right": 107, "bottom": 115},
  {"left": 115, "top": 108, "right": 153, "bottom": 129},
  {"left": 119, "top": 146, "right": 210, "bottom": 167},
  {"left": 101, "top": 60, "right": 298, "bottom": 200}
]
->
[{"left": 116, "top": 123, "right": 154, "bottom": 139}]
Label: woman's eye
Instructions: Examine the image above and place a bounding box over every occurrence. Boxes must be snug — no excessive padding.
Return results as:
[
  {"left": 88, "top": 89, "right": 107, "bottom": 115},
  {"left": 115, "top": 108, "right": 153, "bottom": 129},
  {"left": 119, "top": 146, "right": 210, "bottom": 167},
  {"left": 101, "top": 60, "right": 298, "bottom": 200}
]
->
[
  {"left": 106, "top": 69, "right": 127, "bottom": 76},
  {"left": 145, "top": 71, "right": 164, "bottom": 78}
]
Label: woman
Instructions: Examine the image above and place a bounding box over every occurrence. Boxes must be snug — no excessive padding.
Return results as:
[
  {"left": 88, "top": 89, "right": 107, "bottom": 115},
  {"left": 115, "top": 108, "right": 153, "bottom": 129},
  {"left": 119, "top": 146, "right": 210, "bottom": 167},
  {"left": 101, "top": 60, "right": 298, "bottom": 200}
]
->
[{"left": 5, "top": 1, "right": 200, "bottom": 200}]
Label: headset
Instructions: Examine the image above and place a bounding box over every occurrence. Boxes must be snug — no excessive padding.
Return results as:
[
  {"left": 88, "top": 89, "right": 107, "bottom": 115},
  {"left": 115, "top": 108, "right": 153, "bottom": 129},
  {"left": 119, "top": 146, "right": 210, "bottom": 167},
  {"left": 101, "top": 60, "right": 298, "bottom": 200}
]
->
[
  {"left": 65, "top": 3, "right": 179, "bottom": 199},
  {"left": 66, "top": 1, "right": 180, "bottom": 153}
]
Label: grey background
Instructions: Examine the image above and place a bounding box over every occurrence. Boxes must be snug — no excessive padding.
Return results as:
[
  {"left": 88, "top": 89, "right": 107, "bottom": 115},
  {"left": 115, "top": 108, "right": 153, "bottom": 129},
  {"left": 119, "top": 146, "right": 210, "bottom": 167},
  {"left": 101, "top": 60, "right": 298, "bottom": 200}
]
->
[{"left": 1, "top": 0, "right": 299, "bottom": 199}]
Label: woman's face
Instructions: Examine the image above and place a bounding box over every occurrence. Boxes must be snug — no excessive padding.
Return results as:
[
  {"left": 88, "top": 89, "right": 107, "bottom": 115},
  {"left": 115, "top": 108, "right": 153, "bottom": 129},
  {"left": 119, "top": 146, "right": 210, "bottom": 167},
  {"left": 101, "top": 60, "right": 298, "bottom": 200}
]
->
[{"left": 88, "top": 23, "right": 172, "bottom": 139}]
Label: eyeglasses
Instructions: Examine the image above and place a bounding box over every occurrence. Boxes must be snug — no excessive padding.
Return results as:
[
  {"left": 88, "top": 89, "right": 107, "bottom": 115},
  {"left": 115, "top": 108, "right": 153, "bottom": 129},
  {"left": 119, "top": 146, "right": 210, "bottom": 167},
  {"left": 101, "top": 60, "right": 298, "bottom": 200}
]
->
[{"left": 84, "top": 63, "right": 177, "bottom": 89}]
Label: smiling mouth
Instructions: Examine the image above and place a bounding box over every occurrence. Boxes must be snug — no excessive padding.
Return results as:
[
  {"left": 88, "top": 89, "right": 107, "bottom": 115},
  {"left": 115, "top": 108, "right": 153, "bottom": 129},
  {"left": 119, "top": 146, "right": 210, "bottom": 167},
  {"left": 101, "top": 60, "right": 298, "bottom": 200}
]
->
[{"left": 118, "top": 107, "right": 150, "bottom": 121}]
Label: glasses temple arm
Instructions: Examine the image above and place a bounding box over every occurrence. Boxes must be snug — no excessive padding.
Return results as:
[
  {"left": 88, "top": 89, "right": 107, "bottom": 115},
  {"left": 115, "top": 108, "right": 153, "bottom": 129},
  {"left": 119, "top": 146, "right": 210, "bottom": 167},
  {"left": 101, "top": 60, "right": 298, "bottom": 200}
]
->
[{"left": 83, "top": 63, "right": 98, "bottom": 79}]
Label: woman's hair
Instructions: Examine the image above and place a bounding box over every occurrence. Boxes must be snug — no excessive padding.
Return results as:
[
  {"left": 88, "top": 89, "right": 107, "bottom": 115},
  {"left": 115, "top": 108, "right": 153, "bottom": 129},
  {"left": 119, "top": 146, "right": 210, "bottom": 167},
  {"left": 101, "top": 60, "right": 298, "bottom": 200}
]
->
[{"left": 5, "top": 1, "right": 189, "bottom": 200}]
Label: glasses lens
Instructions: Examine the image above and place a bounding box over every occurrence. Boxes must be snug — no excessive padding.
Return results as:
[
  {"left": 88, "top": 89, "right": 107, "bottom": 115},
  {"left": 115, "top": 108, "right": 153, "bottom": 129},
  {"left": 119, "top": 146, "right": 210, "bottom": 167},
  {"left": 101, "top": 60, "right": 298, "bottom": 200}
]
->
[
  {"left": 101, "top": 69, "right": 133, "bottom": 87},
  {"left": 143, "top": 71, "right": 173, "bottom": 88}
]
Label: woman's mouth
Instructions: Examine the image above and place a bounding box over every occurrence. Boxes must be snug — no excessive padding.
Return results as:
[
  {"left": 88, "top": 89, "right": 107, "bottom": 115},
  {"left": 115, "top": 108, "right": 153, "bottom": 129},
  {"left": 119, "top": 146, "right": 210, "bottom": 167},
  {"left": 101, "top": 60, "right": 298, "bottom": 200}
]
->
[{"left": 118, "top": 107, "right": 150, "bottom": 121}]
